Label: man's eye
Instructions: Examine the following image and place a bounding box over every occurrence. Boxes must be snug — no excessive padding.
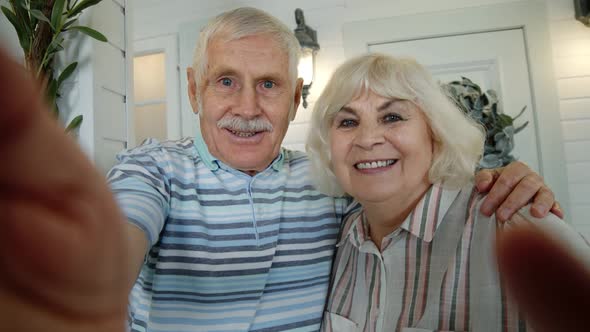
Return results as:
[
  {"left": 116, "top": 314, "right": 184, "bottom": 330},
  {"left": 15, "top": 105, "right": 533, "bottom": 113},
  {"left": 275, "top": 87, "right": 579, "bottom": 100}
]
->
[
  {"left": 262, "top": 80, "right": 275, "bottom": 89},
  {"left": 339, "top": 119, "right": 357, "bottom": 128},
  {"left": 221, "top": 78, "right": 233, "bottom": 86},
  {"left": 383, "top": 113, "right": 403, "bottom": 123}
]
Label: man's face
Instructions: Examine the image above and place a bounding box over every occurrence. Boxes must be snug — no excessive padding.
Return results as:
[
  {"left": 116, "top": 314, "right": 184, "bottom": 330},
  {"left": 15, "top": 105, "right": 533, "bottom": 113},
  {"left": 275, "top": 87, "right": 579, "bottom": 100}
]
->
[{"left": 188, "top": 34, "right": 302, "bottom": 174}]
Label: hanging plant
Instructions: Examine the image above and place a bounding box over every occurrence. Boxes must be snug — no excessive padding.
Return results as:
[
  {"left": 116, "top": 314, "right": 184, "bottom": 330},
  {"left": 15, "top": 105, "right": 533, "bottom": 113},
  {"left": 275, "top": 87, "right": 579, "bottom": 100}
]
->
[
  {"left": 442, "top": 77, "right": 529, "bottom": 169},
  {"left": 2, "top": 0, "right": 107, "bottom": 132}
]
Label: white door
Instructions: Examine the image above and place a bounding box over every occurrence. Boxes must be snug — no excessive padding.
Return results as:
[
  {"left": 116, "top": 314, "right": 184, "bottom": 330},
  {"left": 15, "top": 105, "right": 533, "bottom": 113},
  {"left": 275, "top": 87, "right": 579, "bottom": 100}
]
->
[
  {"left": 133, "top": 35, "right": 181, "bottom": 146},
  {"left": 342, "top": 0, "right": 570, "bottom": 212},
  {"left": 370, "top": 29, "right": 539, "bottom": 172}
]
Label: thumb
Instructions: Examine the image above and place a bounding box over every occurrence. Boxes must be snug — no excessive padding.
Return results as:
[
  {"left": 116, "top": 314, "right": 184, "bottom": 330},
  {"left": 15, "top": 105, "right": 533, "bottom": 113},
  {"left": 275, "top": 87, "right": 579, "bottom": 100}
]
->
[{"left": 496, "top": 223, "right": 590, "bottom": 332}]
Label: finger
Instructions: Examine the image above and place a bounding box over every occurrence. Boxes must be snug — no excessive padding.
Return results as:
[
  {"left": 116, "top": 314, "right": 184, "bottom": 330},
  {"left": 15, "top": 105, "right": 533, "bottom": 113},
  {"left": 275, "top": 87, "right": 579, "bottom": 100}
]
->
[
  {"left": 494, "top": 174, "right": 543, "bottom": 222},
  {"left": 0, "top": 197, "right": 126, "bottom": 319},
  {"left": 528, "top": 187, "right": 555, "bottom": 219},
  {"left": 0, "top": 49, "right": 41, "bottom": 142},
  {"left": 496, "top": 223, "right": 590, "bottom": 332},
  {"left": 549, "top": 201, "right": 565, "bottom": 220},
  {"left": 474, "top": 167, "right": 500, "bottom": 193},
  {"left": 480, "top": 162, "right": 530, "bottom": 216},
  {"left": 0, "top": 48, "right": 129, "bottom": 322},
  {"left": 505, "top": 210, "right": 528, "bottom": 225},
  {"left": 0, "top": 48, "right": 109, "bottom": 209}
]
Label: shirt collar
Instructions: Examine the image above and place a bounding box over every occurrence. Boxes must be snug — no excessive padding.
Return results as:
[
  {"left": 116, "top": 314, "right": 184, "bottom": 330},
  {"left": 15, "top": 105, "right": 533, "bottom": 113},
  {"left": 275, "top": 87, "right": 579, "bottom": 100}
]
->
[
  {"left": 399, "top": 183, "right": 460, "bottom": 242},
  {"left": 337, "top": 183, "right": 461, "bottom": 247},
  {"left": 193, "top": 120, "right": 285, "bottom": 172},
  {"left": 336, "top": 209, "right": 368, "bottom": 248}
]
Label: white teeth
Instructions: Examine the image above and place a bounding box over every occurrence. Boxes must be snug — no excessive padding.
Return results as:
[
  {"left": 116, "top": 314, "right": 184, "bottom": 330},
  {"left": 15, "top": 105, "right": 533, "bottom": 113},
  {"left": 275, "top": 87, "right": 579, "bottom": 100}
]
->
[
  {"left": 355, "top": 159, "right": 396, "bottom": 169},
  {"left": 230, "top": 130, "right": 257, "bottom": 137}
]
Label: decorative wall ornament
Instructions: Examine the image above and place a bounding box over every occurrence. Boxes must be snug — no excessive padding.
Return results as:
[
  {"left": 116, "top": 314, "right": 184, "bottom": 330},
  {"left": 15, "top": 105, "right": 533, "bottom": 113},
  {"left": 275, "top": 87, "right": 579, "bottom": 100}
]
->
[{"left": 442, "top": 77, "right": 529, "bottom": 169}]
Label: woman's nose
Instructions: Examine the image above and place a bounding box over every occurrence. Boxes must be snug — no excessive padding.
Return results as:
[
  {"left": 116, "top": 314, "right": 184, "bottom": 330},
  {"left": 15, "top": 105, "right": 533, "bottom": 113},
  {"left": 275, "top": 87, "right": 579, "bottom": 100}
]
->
[{"left": 353, "top": 123, "right": 385, "bottom": 149}]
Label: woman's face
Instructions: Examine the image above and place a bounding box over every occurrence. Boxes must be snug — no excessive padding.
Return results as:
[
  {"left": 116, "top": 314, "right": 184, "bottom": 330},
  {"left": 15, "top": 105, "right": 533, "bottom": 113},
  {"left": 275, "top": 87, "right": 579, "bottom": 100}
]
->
[{"left": 329, "top": 90, "right": 434, "bottom": 204}]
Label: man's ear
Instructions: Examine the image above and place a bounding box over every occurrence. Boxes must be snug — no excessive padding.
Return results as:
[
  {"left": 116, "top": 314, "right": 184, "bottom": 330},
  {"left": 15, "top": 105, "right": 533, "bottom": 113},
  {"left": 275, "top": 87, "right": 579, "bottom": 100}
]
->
[
  {"left": 290, "top": 78, "right": 304, "bottom": 121},
  {"left": 187, "top": 67, "right": 199, "bottom": 114}
]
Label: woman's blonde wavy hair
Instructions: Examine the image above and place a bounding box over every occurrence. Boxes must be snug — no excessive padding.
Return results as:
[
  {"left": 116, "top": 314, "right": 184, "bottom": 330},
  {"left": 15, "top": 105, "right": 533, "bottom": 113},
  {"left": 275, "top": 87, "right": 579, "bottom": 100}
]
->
[{"left": 306, "top": 53, "right": 485, "bottom": 196}]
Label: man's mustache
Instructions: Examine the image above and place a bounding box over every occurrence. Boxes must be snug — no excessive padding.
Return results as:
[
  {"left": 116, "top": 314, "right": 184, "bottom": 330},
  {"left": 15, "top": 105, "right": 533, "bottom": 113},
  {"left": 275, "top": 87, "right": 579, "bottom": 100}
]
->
[{"left": 217, "top": 116, "right": 273, "bottom": 132}]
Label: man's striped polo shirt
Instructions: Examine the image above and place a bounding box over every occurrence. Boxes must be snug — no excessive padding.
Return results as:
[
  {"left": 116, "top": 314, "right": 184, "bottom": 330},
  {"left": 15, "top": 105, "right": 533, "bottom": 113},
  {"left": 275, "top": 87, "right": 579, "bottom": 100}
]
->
[{"left": 107, "top": 131, "right": 349, "bottom": 332}]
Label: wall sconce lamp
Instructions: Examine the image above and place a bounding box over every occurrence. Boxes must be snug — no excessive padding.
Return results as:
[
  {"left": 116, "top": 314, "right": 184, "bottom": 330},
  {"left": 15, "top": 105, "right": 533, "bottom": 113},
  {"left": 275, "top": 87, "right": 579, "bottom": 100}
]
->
[
  {"left": 575, "top": 0, "right": 590, "bottom": 26},
  {"left": 294, "top": 8, "right": 320, "bottom": 108}
]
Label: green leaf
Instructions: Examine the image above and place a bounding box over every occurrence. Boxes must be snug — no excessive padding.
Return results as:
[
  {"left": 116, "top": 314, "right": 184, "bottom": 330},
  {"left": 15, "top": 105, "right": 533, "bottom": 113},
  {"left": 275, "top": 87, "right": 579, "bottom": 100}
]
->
[
  {"left": 10, "top": 0, "right": 31, "bottom": 24},
  {"left": 67, "top": 0, "right": 102, "bottom": 18},
  {"left": 10, "top": 0, "right": 33, "bottom": 39},
  {"left": 29, "top": 0, "right": 45, "bottom": 12},
  {"left": 1, "top": 6, "right": 19, "bottom": 30},
  {"left": 66, "top": 115, "right": 83, "bottom": 132},
  {"left": 513, "top": 105, "right": 527, "bottom": 121},
  {"left": 47, "top": 78, "right": 59, "bottom": 105},
  {"left": 52, "top": 0, "right": 66, "bottom": 30},
  {"left": 70, "top": 26, "right": 108, "bottom": 42},
  {"left": 29, "top": 9, "right": 51, "bottom": 25},
  {"left": 514, "top": 121, "right": 529, "bottom": 134},
  {"left": 52, "top": 102, "right": 60, "bottom": 118},
  {"left": 62, "top": 18, "right": 78, "bottom": 30},
  {"left": 498, "top": 113, "right": 513, "bottom": 127},
  {"left": 45, "top": 37, "right": 65, "bottom": 59},
  {"left": 1, "top": 6, "right": 30, "bottom": 52},
  {"left": 57, "top": 62, "right": 78, "bottom": 87},
  {"left": 67, "top": 0, "right": 80, "bottom": 12},
  {"left": 48, "top": 44, "right": 65, "bottom": 56}
]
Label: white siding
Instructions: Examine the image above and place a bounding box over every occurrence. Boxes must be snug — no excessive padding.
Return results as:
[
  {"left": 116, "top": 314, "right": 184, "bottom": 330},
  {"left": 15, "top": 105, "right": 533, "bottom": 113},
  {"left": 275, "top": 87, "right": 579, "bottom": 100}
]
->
[
  {"left": 548, "top": 0, "right": 590, "bottom": 236},
  {"left": 90, "top": 0, "right": 129, "bottom": 173}
]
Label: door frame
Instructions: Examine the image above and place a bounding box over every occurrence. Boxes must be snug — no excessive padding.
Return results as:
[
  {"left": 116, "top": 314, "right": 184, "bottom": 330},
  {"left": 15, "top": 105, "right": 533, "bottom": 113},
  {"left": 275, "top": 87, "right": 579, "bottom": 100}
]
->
[
  {"left": 133, "top": 34, "right": 182, "bottom": 145},
  {"left": 342, "top": 0, "right": 570, "bottom": 212}
]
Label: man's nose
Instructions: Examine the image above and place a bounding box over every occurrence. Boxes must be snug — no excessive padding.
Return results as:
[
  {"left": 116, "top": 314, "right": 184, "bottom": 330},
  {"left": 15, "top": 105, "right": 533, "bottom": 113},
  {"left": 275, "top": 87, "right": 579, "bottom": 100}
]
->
[{"left": 233, "top": 86, "right": 261, "bottom": 119}]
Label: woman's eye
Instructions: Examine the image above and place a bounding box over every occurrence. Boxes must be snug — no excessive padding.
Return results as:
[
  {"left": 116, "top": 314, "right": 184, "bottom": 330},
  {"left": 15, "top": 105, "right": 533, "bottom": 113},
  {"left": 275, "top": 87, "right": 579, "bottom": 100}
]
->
[
  {"left": 383, "top": 113, "right": 403, "bottom": 123},
  {"left": 262, "top": 80, "right": 275, "bottom": 89},
  {"left": 339, "top": 119, "right": 357, "bottom": 128},
  {"left": 220, "top": 78, "right": 233, "bottom": 86}
]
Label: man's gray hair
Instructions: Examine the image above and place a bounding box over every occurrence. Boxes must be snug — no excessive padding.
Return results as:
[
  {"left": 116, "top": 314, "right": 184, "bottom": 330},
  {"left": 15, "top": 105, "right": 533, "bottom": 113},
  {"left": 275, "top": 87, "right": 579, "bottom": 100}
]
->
[
  {"left": 306, "top": 53, "right": 486, "bottom": 196},
  {"left": 192, "top": 7, "right": 301, "bottom": 115}
]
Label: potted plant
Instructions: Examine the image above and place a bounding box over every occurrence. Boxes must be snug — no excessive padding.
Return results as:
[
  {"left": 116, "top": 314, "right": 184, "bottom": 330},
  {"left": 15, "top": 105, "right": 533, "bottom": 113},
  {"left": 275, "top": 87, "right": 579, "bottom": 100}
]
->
[
  {"left": 442, "top": 77, "right": 529, "bottom": 169},
  {"left": 2, "top": 0, "right": 107, "bottom": 132}
]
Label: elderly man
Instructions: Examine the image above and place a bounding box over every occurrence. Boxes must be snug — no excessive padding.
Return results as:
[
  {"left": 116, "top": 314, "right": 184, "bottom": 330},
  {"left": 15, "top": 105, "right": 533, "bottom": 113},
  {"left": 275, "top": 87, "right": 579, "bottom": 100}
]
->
[{"left": 0, "top": 7, "right": 563, "bottom": 332}]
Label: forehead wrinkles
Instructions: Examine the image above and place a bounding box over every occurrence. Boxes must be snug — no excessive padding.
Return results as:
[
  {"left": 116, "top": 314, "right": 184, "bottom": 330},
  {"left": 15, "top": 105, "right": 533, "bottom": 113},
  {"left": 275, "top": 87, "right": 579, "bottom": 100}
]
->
[
  {"left": 214, "top": 35, "right": 287, "bottom": 64},
  {"left": 206, "top": 42, "right": 290, "bottom": 85}
]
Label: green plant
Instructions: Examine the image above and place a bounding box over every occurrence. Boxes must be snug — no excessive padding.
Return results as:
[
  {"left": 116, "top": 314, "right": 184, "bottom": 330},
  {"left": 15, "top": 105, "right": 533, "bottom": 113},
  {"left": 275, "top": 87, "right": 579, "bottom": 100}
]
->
[
  {"left": 2, "top": 0, "right": 107, "bottom": 132},
  {"left": 442, "top": 77, "right": 529, "bottom": 169}
]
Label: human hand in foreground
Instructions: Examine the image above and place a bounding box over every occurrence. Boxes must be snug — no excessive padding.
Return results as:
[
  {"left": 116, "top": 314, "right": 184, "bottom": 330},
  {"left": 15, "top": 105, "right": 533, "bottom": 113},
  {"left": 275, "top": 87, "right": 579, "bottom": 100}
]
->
[
  {"left": 496, "top": 220, "right": 590, "bottom": 332},
  {"left": 0, "top": 48, "right": 129, "bottom": 332},
  {"left": 474, "top": 162, "right": 563, "bottom": 222}
]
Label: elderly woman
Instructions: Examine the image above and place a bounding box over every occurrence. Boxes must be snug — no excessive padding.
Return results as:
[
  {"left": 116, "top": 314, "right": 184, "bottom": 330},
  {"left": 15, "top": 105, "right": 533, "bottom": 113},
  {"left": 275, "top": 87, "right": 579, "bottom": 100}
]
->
[{"left": 307, "top": 54, "right": 586, "bottom": 332}]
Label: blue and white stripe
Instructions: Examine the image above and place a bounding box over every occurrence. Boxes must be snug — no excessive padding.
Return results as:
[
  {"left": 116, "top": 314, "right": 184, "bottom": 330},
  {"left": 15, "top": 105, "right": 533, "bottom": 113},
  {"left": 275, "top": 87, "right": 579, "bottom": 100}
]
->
[{"left": 108, "top": 135, "right": 348, "bottom": 332}]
